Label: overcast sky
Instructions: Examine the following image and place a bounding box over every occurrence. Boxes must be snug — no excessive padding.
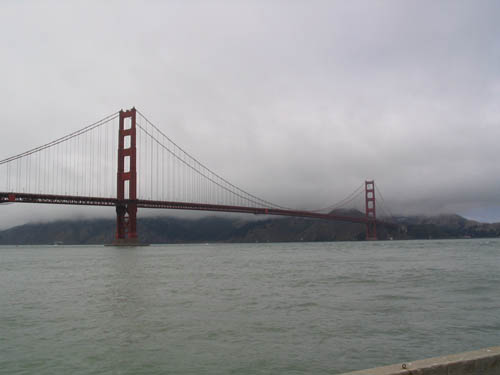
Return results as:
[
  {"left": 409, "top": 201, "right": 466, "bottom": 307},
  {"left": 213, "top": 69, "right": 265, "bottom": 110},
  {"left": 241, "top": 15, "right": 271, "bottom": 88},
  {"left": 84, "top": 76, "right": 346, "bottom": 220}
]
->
[{"left": 1, "top": 0, "right": 499, "bottom": 228}]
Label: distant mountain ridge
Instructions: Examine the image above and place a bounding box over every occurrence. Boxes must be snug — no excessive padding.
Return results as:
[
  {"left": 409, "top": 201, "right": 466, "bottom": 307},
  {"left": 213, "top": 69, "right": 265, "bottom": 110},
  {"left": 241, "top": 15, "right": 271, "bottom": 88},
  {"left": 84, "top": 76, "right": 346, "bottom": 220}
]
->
[{"left": 0, "top": 211, "right": 498, "bottom": 245}]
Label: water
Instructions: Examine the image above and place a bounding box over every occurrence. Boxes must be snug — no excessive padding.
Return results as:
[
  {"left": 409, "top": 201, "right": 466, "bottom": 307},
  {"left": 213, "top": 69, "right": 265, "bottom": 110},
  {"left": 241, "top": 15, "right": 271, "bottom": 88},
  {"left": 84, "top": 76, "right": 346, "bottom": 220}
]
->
[{"left": 1, "top": 239, "right": 499, "bottom": 374}]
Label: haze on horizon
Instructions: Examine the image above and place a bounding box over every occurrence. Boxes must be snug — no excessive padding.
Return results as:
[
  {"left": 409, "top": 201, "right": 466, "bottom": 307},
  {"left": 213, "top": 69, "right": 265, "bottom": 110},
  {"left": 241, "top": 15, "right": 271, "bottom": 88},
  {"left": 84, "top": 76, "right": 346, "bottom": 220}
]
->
[{"left": 1, "top": 0, "right": 499, "bottom": 229}]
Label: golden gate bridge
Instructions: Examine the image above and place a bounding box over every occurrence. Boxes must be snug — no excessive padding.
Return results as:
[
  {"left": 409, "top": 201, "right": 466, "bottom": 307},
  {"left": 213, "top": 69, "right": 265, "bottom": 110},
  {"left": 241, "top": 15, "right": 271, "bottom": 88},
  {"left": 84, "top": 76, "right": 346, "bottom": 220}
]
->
[{"left": 0, "top": 108, "right": 387, "bottom": 244}]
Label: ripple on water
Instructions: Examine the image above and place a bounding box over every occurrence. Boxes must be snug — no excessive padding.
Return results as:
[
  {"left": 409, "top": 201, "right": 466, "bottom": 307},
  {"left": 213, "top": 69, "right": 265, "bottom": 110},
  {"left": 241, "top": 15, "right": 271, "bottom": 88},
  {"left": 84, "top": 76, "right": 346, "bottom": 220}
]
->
[{"left": 0, "top": 239, "right": 499, "bottom": 374}]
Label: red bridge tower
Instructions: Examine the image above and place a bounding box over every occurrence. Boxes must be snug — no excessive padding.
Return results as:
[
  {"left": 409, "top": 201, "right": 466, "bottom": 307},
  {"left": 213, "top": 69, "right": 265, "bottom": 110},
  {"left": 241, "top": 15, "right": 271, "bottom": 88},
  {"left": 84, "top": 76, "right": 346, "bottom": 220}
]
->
[
  {"left": 114, "top": 108, "right": 138, "bottom": 245},
  {"left": 365, "top": 180, "right": 377, "bottom": 240}
]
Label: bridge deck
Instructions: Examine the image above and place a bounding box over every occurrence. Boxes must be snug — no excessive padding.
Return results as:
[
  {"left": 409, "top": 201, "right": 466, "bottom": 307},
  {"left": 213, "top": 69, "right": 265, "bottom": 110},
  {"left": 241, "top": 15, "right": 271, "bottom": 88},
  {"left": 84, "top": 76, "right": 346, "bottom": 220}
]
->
[{"left": 0, "top": 192, "right": 371, "bottom": 225}]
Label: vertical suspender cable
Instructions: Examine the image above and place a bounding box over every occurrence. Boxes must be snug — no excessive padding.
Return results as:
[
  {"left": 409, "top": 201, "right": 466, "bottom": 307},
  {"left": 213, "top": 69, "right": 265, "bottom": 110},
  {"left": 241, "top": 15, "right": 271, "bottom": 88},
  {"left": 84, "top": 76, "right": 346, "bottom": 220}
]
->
[
  {"left": 150, "top": 122, "right": 153, "bottom": 200},
  {"left": 162, "top": 134, "right": 165, "bottom": 200}
]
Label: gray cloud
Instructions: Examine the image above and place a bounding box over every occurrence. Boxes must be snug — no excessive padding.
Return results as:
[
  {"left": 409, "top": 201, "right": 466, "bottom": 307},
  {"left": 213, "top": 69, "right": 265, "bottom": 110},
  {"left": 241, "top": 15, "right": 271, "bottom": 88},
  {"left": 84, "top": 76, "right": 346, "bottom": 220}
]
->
[{"left": 1, "top": 0, "right": 499, "bottom": 228}]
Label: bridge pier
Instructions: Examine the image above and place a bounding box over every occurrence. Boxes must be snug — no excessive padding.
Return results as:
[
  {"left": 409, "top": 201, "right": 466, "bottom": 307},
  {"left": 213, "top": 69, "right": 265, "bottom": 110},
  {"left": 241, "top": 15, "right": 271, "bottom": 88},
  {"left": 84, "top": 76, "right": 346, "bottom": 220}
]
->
[{"left": 114, "top": 203, "right": 138, "bottom": 244}]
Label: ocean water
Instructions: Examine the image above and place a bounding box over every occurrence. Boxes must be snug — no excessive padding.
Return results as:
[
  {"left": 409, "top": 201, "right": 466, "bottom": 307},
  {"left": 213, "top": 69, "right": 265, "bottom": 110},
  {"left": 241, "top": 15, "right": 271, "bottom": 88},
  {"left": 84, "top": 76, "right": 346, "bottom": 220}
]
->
[{"left": 0, "top": 239, "right": 499, "bottom": 374}]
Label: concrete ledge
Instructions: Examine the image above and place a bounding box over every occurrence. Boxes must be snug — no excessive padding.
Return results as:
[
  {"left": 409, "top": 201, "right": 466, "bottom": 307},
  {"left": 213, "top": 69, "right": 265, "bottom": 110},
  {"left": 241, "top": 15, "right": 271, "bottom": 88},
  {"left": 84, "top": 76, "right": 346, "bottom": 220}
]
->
[{"left": 340, "top": 346, "right": 500, "bottom": 375}]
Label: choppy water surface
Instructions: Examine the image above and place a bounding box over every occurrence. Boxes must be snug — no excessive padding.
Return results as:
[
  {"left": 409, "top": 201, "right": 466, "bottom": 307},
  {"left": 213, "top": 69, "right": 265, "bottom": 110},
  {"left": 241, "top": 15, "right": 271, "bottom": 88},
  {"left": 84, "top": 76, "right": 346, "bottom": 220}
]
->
[{"left": 1, "top": 239, "right": 499, "bottom": 374}]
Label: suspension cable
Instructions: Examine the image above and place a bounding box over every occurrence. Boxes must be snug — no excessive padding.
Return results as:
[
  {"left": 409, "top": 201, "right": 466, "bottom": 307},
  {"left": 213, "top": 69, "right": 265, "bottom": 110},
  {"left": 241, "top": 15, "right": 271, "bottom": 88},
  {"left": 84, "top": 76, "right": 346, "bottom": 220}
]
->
[{"left": 0, "top": 112, "right": 119, "bottom": 165}]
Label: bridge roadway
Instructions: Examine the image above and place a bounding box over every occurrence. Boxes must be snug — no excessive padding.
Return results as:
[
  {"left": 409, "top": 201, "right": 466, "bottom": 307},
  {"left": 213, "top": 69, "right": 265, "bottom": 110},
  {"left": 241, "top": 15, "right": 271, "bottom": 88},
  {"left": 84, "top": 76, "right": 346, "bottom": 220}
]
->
[{"left": 0, "top": 192, "right": 372, "bottom": 225}]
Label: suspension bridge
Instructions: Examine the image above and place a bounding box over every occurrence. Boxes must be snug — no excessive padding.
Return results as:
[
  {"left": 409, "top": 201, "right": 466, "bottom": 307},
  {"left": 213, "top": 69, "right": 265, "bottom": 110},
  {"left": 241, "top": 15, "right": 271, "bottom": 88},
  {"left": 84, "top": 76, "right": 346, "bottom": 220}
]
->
[{"left": 0, "top": 108, "right": 389, "bottom": 244}]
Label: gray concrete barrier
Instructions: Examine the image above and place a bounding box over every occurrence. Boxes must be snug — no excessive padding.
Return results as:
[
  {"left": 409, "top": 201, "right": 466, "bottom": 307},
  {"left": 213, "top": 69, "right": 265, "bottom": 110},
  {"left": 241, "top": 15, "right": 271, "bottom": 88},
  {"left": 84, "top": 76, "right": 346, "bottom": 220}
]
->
[{"left": 341, "top": 346, "right": 500, "bottom": 375}]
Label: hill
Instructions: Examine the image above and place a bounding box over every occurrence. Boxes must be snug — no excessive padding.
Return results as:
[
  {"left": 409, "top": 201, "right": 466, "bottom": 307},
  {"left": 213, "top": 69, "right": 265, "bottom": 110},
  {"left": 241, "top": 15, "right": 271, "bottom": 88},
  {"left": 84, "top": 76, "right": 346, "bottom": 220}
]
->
[{"left": 0, "top": 211, "right": 498, "bottom": 245}]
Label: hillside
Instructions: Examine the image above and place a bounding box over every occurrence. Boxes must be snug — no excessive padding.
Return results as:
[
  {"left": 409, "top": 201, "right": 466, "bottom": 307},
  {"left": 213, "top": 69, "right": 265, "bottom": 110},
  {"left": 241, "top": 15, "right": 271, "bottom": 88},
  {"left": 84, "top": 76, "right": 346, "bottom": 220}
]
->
[
  {"left": 0, "top": 210, "right": 499, "bottom": 245},
  {"left": 395, "top": 214, "right": 500, "bottom": 239}
]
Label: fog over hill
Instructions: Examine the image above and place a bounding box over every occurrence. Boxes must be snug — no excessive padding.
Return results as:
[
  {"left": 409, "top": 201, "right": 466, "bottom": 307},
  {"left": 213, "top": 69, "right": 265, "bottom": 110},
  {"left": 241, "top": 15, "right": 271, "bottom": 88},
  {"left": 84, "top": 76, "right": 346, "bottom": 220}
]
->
[{"left": 1, "top": 211, "right": 499, "bottom": 245}]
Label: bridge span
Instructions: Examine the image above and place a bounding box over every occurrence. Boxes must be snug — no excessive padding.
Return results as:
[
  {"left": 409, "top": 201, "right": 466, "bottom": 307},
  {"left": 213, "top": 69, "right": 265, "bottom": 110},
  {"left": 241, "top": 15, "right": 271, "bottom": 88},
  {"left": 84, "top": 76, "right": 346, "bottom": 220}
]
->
[{"left": 0, "top": 108, "right": 385, "bottom": 243}]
